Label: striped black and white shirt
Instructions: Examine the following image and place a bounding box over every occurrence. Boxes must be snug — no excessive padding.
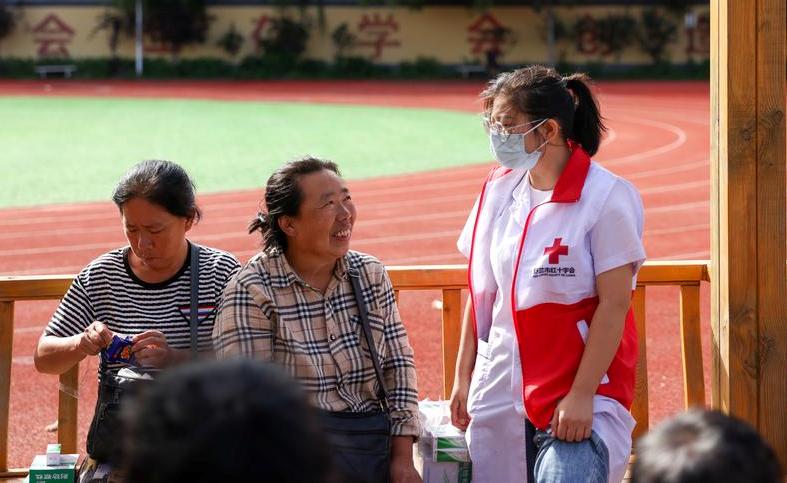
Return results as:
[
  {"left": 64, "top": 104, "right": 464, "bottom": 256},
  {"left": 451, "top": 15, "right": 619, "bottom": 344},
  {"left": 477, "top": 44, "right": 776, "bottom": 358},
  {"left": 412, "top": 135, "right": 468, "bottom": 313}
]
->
[{"left": 45, "top": 242, "right": 240, "bottom": 377}]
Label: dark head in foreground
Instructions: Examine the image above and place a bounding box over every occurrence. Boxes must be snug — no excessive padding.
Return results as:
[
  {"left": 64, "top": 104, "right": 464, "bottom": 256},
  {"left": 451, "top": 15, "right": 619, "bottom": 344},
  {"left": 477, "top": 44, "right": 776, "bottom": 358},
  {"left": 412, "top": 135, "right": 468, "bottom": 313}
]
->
[
  {"left": 632, "top": 409, "right": 782, "bottom": 483},
  {"left": 124, "top": 359, "right": 337, "bottom": 483}
]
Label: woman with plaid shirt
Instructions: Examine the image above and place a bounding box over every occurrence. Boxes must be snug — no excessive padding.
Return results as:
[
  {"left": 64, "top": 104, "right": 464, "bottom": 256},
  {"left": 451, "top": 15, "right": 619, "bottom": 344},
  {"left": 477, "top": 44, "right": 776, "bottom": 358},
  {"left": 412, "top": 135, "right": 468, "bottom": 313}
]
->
[{"left": 213, "top": 157, "right": 421, "bottom": 483}]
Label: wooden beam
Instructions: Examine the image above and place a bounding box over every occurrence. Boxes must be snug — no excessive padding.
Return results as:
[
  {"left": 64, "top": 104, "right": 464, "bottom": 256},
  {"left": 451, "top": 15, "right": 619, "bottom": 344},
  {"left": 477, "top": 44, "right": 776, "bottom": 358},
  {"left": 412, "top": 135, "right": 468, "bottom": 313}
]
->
[
  {"left": 0, "top": 261, "right": 712, "bottom": 302},
  {"left": 711, "top": 0, "right": 786, "bottom": 465},
  {"left": 0, "top": 276, "right": 74, "bottom": 302}
]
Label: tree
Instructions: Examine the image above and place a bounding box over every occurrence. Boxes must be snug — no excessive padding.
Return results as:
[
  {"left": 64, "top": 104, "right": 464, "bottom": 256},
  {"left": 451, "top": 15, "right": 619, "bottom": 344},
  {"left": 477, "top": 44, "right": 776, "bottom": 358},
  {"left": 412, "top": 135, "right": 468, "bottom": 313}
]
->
[
  {"left": 217, "top": 23, "right": 244, "bottom": 58},
  {"left": 596, "top": 13, "right": 638, "bottom": 61},
  {"left": 0, "top": 1, "right": 15, "bottom": 45},
  {"left": 90, "top": 10, "right": 126, "bottom": 63},
  {"left": 637, "top": 8, "right": 678, "bottom": 64},
  {"left": 114, "top": 0, "right": 210, "bottom": 57},
  {"left": 259, "top": 17, "right": 310, "bottom": 60},
  {"left": 331, "top": 23, "right": 356, "bottom": 59}
]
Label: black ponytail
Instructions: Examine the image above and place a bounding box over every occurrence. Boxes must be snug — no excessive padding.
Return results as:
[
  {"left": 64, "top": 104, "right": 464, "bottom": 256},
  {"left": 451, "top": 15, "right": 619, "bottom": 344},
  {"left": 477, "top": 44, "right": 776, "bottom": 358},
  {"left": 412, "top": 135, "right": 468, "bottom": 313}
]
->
[
  {"left": 563, "top": 73, "right": 606, "bottom": 156},
  {"left": 481, "top": 65, "right": 607, "bottom": 156}
]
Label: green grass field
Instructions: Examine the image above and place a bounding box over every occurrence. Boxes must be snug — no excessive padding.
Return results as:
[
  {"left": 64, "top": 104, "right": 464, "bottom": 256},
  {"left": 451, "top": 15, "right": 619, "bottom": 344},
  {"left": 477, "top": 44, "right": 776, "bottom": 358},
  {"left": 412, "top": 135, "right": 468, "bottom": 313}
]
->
[{"left": 1, "top": 96, "right": 490, "bottom": 208}]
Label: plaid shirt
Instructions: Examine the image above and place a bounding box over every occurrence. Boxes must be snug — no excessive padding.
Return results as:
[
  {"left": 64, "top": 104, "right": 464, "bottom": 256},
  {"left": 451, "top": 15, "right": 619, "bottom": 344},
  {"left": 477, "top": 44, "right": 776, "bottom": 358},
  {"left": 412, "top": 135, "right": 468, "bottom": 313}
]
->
[{"left": 213, "top": 249, "right": 420, "bottom": 437}]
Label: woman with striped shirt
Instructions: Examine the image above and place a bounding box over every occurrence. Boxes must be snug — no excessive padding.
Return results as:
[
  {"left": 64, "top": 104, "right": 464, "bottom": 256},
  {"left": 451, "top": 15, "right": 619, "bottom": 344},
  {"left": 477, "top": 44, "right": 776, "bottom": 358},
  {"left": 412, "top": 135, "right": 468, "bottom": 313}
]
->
[{"left": 34, "top": 160, "right": 240, "bottom": 478}]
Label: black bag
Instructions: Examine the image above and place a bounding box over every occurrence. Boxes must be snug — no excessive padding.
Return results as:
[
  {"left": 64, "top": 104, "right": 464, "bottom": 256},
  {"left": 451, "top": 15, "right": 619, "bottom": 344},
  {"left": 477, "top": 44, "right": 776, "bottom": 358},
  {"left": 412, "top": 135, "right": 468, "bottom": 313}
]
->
[
  {"left": 85, "top": 244, "right": 202, "bottom": 462},
  {"left": 85, "top": 367, "right": 157, "bottom": 463},
  {"left": 320, "top": 267, "right": 392, "bottom": 483}
]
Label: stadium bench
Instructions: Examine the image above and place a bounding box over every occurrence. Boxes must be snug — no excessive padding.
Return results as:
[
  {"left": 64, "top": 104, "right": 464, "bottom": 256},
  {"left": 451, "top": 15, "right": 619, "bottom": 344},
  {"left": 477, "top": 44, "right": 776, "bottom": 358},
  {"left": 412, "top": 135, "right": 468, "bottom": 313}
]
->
[
  {"left": 455, "top": 63, "right": 486, "bottom": 79},
  {"left": 34, "top": 64, "right": 77, "bottom": 79}
]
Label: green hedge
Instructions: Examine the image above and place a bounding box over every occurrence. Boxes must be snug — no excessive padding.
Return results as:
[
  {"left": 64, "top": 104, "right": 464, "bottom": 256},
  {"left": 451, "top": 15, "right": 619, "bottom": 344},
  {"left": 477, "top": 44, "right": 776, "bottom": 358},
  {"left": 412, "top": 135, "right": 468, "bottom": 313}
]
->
[{"left": 0, "top": 56, "right": 708, "bottom": 80}]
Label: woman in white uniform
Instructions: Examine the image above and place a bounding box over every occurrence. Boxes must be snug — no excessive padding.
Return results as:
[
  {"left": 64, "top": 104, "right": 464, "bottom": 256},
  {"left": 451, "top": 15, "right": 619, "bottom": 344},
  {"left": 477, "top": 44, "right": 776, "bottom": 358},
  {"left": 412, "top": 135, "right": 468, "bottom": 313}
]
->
[{"left": 449, "top": 65, "right": 645, "bottom": 483}]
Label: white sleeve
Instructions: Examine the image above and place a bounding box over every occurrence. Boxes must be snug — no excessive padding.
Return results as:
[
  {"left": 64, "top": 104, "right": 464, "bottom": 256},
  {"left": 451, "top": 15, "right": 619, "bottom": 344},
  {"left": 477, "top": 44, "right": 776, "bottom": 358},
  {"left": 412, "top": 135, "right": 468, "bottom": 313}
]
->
[
  {"left": 457, "top": 196, "right": 480, "bottom": 259},
  {"left": 590, "top": 180, "right": 646, "bottom": 284}
]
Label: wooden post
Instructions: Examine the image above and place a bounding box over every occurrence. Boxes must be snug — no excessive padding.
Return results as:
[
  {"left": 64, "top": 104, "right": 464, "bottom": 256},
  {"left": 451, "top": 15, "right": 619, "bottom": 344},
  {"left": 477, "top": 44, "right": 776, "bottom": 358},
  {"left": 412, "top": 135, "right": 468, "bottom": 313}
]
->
[
  {"left": 631, "top": 286, "right": 648, "bottom": 440},
  {"left": 58, "top": 365, "right": 79, "bottom": 455},
  {"left": 441, "top": 289, "right": 462, "bottom": 399},
  {"left": 679, "top": 284, "right": 705, "bottom": 408},
  {"left": 0, "top": 301, "right": 14, "bottom": 473},
  {"left": 711, "top": 0, "right": 786, "bottom": 465}
]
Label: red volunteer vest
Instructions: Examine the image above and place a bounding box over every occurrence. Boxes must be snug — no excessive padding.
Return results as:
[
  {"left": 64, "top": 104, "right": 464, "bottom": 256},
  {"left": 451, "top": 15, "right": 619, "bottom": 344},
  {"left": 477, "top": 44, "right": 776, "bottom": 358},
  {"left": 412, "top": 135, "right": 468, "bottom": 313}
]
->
[{"left": 467, "top": 145, "right": 638, "bottom": 430}]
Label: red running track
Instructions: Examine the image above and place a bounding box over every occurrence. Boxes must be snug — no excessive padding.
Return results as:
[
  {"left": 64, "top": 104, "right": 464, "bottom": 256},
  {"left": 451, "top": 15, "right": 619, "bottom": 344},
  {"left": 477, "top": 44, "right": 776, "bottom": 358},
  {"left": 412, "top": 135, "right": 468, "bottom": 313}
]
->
[{"left": 0, "top": 80, "right": 711, "bottom": 468}]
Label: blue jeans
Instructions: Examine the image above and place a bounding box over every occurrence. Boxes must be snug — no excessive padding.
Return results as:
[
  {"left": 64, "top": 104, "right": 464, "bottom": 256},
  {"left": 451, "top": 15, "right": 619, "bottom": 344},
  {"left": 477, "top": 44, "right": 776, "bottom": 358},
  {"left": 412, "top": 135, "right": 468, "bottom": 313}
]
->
[{"left": 526, "top": 421, "right": 610, "bottom": 483}]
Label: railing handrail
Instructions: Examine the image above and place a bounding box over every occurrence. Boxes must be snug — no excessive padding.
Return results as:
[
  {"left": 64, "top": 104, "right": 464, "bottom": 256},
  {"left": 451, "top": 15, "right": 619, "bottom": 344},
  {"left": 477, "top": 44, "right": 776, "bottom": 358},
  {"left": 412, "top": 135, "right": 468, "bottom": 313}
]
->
[{"left": 0, "top": 260, "right": 711, "bottom": 301}]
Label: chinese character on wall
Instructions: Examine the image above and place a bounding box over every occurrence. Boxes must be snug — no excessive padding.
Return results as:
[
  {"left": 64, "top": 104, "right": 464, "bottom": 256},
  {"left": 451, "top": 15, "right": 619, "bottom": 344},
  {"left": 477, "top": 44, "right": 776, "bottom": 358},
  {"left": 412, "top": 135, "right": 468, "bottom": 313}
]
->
[
  {"left": 32, "top": 14, "right": 75, "bottom": 58},
  {"left": 466, "top": 13, "right": 509, "bottom": 56},
  {"left": 250, "top": 14, "right": 272, "bottom": 54},
  {"left": 467, "top": 13, "right": 511, "bottom": 74},
  {"left": 356, "top": 13, "right": 400, "bottom": 60}
]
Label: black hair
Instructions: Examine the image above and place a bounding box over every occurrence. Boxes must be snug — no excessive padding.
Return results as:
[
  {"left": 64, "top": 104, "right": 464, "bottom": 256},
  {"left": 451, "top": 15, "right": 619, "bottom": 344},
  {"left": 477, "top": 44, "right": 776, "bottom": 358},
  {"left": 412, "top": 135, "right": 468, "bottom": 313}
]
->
[
  {"left": 112, "top": 159, "right": 202, "bottom": 222},
  {"left": 123, "top": 359, "right": 337, "bottom": 483},
  {"left": 481, "top": 65, "right": 606, "bottom": 156},
  {"left": 632, "top": 409, "right": 783, "bottom": 483},
  {"left": 249, "top": 156, "right": 340, "bottom": 252}
]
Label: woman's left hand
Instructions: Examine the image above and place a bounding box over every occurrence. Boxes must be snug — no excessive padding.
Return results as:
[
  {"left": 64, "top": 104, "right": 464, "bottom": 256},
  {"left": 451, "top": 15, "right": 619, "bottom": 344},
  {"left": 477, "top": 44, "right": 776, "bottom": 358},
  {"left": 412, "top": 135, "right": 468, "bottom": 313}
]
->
[
  {"left": 390, "top": 435, "right": 422, "bottom": 483},
  {"left": 390, "top": 459, "right": 422, "bottom": 483},
  {"left": 550, "top": 389, "right": 594, "bottom": 442},
  {"left": 132, "top": 330, "right": 172, "bottom": 368}
]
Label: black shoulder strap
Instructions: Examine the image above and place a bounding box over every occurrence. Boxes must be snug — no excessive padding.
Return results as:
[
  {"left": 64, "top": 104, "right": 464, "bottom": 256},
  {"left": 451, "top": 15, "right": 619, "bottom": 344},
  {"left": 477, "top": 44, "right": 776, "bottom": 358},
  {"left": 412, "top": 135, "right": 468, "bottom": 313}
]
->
[
  {"left": 347, "top": 266, "right": 390, "bottom": 412},
  {"left": 189, "top": 242, "right": 201, "bottom": 359}
]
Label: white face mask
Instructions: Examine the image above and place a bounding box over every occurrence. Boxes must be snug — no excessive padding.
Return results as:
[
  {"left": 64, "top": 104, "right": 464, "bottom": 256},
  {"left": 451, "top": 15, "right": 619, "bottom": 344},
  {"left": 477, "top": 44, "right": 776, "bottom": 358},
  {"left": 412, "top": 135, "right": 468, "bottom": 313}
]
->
[{"left": 488, "top": 119, "right": 548, "bottom": 170}]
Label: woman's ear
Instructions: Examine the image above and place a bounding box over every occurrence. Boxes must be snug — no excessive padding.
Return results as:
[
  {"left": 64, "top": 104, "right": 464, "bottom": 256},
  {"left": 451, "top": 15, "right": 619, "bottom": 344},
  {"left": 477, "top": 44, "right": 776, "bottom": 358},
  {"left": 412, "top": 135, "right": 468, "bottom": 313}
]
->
[
  {"left": 278, "top": 215, "right": 296, "bottom": 237},
  {"left": 542, "top": 119, "right": 562, "bottom": 145}
]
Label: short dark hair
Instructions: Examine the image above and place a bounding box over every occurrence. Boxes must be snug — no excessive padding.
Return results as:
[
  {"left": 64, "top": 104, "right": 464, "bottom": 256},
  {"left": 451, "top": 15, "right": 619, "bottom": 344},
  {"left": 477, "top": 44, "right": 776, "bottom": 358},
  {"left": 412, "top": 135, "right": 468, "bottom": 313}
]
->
[
  {"left": 481, "top": 65, "right": 606, "bottom": 156},
  {"left": 249, "top": 156, "right": 340, "bottom": 251},
  {"left": 123, "top": 359, "right": 336, "bottom": 483},
  {"left": 632, "top": 409, "right": 782, "bottom": 483},
  {"left": 112, "top": 160, "right": 202, "bottom": 222}
]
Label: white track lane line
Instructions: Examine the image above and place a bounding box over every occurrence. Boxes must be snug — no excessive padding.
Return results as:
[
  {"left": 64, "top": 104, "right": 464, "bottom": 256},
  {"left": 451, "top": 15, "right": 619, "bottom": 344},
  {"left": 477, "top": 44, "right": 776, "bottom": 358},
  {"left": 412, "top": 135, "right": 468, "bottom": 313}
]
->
[
  {"left": 600, "top": 116, "right": 688, "bottom": 167},
  {"left": 639, "top": 180, "right": 708, "bottom": 195},
  {"left": 600, "top": 126, "right": 618, "bottom": 148},
  {"left": 0, "top": 186, "right": 708, "bottom": 257},
  {"left": 0, "top": 109, "right": 706, "bottom": 261},
  {"left": 0, "top": 155, "right": 711, "bottom": 242},
  {"left": 645, "top": 223, "right": 709, "bottom": 236},
  {"left": 384, "top": 253, "right": 467, "bottom": 265},
  {"left": 604, "top": 105, "right": 709, "bottom": 125},
  {"left": 627, "top": 158, "right": 709, "bottom": 180},
  {"left": 652, "top": 250, "right": 710, "bottom": 260},
  {"left": 0, "top": 209, "right": 474, "bottom": 241},
  {"left": 0, "top": 176, "right": 488, "bottom": 227}
]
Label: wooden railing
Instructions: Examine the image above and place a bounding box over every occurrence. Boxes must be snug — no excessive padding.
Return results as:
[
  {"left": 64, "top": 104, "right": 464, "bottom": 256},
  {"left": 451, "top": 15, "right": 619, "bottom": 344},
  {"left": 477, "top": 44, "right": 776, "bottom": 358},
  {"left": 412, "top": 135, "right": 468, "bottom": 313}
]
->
[{"left": 0, "top": 261, "right": 710, "bottom": 478}]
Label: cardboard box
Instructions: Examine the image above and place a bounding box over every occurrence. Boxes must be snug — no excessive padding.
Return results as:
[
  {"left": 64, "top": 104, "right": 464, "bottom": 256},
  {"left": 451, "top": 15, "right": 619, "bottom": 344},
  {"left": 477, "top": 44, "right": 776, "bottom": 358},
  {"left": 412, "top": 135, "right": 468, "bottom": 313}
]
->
[
  {"left": 416, "top": 399, "right": 473, "bottom": 482},
  {"left": 28, "top": 454, "right": 78, "bottom": 483},
  {"left": 46, "top": 444, "right": 61, "bottom": 466}
]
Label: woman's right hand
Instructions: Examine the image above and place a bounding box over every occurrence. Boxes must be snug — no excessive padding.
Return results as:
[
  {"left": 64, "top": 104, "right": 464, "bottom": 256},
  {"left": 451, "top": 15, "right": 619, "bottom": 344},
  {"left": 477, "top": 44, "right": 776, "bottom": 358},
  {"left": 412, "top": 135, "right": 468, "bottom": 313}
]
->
[
  {"left": 76, "top": 321, "right": 113, "bottom": 356},
  {"left": 449, "top": 377, "right": 472, "bottom": 430}
]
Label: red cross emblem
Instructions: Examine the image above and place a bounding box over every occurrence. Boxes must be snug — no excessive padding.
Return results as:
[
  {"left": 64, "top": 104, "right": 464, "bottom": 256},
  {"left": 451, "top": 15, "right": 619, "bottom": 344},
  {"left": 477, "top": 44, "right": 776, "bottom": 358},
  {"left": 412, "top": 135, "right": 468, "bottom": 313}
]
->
[{"left": 544, "top": 238, "right": 569, "bottom": 264}]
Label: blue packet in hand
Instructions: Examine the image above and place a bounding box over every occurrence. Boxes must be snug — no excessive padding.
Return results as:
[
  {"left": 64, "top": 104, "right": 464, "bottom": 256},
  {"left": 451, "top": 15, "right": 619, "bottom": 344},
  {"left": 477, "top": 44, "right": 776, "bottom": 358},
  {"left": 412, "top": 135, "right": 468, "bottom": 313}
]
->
[{"left": 104, "top": 334, "right": 137, "bottom": 365}]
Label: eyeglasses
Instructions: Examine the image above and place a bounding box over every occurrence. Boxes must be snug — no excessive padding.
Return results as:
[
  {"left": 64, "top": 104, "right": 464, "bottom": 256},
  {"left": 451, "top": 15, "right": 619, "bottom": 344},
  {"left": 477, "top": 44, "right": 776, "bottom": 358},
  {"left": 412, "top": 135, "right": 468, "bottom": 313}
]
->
[{"left": 482, "top": 117, "right": 546, "bottom": 142}]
